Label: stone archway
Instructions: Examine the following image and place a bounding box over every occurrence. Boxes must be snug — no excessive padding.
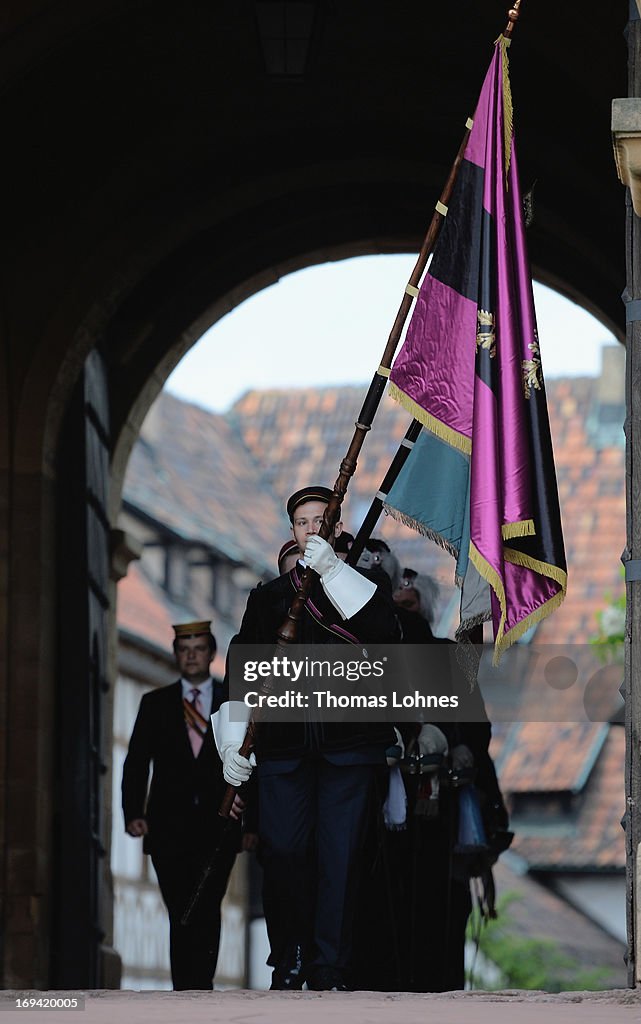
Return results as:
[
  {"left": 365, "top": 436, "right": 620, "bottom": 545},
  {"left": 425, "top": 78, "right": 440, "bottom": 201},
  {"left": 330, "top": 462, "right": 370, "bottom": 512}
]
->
[{"left": 0, "top": 0, "right": 629, "bottom": 990}]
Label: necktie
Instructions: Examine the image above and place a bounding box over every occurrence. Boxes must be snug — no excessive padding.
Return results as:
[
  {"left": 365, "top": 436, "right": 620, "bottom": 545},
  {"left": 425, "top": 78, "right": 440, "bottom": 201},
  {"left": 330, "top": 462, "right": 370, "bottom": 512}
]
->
[{"left": 188, "top": 688, "right": 204, "bottom": 757}]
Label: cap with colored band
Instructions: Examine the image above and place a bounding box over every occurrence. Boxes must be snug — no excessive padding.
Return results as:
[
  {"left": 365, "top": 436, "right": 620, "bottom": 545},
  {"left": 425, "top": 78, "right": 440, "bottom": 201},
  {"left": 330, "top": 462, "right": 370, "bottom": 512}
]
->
[
  {"left": 173, "top": 620, "right": 213, "bottom": 638},
  {"left": 286, "top": 485, "right": 334, "bottom": 522}
]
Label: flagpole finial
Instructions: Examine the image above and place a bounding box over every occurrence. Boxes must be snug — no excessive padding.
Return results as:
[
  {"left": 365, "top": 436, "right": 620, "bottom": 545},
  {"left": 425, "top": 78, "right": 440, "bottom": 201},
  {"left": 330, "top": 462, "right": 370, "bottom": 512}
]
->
[{"left": 503, "top": 1, "right": 522, "bottom": 39}]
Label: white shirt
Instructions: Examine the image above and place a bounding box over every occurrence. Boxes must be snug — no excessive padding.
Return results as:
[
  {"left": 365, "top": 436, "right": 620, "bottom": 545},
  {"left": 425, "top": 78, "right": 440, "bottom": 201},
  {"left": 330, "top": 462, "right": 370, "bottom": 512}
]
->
[{"left": 180, "top": 677, "right": 214, "bottom": 720}]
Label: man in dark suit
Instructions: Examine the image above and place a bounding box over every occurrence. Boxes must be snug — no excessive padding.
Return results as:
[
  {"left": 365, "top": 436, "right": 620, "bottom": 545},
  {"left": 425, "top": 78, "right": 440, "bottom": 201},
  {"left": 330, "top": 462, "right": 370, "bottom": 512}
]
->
[
  {"left": 122, "top": 620, "right": 242, "bottom": 990},
  {"left": 213, "top": 486, "right": 400, "bottom": 992}
]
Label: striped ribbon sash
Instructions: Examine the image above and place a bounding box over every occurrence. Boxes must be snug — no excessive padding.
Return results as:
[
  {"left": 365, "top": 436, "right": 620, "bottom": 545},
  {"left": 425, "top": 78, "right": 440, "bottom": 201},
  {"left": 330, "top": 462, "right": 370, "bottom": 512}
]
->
[{"left": 184, "top": 692, "right": 208, "bottom": 756}]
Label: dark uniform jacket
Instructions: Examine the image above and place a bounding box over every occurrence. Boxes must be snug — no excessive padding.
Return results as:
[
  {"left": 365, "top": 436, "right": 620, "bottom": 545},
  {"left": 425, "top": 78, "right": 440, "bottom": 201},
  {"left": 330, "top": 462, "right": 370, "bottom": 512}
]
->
[
  {"left": 395, "top": 607, "right": 491, "bottom": 757},
  {"left": 121, "top": 679, "right": 227, "bottom": 855},
  {"left": 228, "top": 568, "right": 400, "bottom": 761}
]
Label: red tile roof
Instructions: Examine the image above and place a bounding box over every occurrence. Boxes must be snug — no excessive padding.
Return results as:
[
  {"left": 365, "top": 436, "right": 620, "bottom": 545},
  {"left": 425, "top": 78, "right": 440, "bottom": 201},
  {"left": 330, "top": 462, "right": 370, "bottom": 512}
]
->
[
  {"left": 491, "top": 724, "right": 625, "bottom": 872},
  {"left": 492, "top": 859, "right": 625, "bottom": 986},
  {"left": 118, "top": 561, "right": 176, "bottom": 649},
  {"left": 117, "top": 561, "right": 228, "bottom": 678},
  {"left": 124, "top": 393, "right": 286, "bottom": 578},
  {"left": 495, "top": 722, "right": 608, "bottom": 795}
]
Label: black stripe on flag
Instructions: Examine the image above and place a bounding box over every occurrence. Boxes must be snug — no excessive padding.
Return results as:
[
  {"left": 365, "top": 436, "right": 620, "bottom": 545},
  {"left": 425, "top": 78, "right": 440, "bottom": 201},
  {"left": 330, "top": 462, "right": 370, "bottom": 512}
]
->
[
  {"left": 475, "top": 207, "right": 497, "bottom": 395},
  {"left": 429, "top": 158, "right": 485, "bottom": 304}
]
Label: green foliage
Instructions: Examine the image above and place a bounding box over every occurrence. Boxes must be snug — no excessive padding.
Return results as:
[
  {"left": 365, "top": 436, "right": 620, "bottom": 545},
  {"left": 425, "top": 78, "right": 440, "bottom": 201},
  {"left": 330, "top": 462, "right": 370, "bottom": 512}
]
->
[
  {"left": 466, "top": 891, "right": 609, "bottom": 992},
  {"left": 590, "top": 568, "right": 625, "bottom": 664}
]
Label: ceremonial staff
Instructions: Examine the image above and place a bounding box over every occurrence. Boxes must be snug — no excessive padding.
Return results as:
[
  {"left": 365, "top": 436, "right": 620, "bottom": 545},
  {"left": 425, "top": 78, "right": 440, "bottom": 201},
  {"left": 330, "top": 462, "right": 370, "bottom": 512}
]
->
[{"left": 216, "top": 1, "right": 524, "bottom": 820}]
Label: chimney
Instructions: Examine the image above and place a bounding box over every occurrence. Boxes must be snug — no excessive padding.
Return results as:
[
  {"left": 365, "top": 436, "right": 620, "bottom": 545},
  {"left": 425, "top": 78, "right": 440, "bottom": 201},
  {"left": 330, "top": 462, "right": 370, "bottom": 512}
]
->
[
  {"left": 587, "top": 343, "right": 625, "bottom": 450},
  {"left": 597, "top": 343, "right": 625, "bottom": 404}
]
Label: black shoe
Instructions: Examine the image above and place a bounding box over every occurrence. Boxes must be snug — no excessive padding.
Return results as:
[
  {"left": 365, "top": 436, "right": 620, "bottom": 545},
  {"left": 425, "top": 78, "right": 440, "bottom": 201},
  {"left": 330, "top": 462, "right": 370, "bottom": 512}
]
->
[
  {"left": 307, "top": 967, "right": 351, "bottom": 992},
  {"left": 270, "top": 945, "right": 306, "bottom": 990}
]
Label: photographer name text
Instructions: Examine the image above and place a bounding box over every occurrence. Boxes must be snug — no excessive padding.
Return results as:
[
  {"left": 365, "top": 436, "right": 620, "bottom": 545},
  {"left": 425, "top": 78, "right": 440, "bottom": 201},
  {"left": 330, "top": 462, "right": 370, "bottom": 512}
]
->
[{"left": 243, "top": 690, "right": 459, "bottom": 709}]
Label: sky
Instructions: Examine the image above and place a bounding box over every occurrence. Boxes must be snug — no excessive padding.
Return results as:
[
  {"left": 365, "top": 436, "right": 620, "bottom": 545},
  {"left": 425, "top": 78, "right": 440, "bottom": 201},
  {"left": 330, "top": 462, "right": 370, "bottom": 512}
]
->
[{"left": 165, "top": 254, "right": 619, "bottom": 414}]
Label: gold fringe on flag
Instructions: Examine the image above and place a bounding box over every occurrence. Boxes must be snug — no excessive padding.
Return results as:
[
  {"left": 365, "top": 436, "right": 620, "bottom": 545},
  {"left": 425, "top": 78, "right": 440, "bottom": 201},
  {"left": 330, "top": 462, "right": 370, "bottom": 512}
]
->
[
  {"left": 469, "top": 538, "right": 568, "bottom": 665},
  {"left": 499, "top": 35, "right": 513, "bottom": 183},
  {"left": 382, "top": 502, "right": 460, "bottom": 560},
  {"left": 493, "top": 34, "right": 513, "bottom": 183},
  {"left": 501, "top": 519, "right": 535, "bottom": 541},
  {"left": 388, "top": 382, "right": 471, "bottom": 456},
  {"left": 494, "top": 589, "right": 567, "bottom": 661},
  {"left": 503, "top": 547, "right": 569, "bottom": 590}
]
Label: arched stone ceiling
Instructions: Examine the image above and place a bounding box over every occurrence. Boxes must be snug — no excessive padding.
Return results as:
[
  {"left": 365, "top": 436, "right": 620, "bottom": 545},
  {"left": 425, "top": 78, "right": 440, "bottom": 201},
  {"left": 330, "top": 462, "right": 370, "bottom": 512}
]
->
[{"left": 0, "top": 0, "right": 627, "bottom": 450}]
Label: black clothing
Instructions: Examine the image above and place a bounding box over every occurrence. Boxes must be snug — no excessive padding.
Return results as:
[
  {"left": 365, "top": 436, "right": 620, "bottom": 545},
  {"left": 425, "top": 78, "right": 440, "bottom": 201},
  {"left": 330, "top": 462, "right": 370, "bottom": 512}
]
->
[
  {"left": 227, "top": 568, "right": 400, "bottom": 985},
  {"left": 150, "top": 843, "right": 237, "bottom": 991},
  {"left": 230, "top": 569, "right": 398, "bottom": 761},
  {"left": 395, "top": 608, "right": 492, "bottom": 751},
  {"left": 121, "top": 680, "right": 238, "bottom": 990},
  {"left": 259, "top": 756, "right": 376, "bottom": 978},
  {"left": 354, "top": 617, "right": 496, "bottom": 992}
]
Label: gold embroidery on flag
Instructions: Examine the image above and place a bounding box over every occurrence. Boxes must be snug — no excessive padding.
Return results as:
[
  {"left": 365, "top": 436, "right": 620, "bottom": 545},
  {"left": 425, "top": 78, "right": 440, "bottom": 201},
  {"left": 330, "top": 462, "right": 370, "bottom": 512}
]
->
[
  {"left": 522, "top": 339, "right": 542, "bottom": 399},
  {"left": 476, "top": 309, "right": 496, "bottom": 358}
]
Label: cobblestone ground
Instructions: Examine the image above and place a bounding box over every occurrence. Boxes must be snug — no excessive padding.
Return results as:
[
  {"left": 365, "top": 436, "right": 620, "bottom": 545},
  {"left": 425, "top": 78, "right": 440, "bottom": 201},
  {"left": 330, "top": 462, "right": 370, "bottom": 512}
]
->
[{"left": 2, "top": 989, "right": 641, "bottom": 1024}]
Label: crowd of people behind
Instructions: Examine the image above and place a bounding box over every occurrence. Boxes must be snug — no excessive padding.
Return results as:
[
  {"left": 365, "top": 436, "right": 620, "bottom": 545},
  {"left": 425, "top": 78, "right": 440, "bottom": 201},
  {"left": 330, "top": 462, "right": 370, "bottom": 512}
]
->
[{"left": 122, "top": 484, "right": 511, "bottom": 992}]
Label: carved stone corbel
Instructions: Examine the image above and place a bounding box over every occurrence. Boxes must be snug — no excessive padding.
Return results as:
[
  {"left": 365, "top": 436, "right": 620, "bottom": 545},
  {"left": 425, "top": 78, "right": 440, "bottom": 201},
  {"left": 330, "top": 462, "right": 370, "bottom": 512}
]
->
[{"left": 612, "top": 97, "right": 641, "bottom": 216}]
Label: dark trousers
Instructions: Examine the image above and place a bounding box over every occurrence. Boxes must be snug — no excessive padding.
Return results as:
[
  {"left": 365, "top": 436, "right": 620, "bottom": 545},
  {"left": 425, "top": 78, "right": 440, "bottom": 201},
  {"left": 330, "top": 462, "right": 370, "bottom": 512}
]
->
[
  {"left": 151, "top": 841, "right": 237, "bottom": 990},
  {"left": 258, "top": 757, "right": 376, "bottom": 975},
  {"left": 354, "top": 781, "right": 472, "bottom": 992}
]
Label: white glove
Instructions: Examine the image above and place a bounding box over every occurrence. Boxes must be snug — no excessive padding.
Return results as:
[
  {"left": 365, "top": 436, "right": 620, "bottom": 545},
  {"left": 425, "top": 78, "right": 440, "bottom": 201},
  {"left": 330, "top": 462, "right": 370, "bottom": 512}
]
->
[
  {"left": 303, "top": 534, "right": 376, "bottom": 620},
  {"left": 211, "top": 701, "right": 256, "bottom": 786},
  {"left": 223, "top": 749, "right": 257, "bottom": 787},
  {"left": 386, "top": 726, "right": 405, "bottom": 766},
  {"left": 303, "top": 534, "right": 342, "bottom": 581},
  {"left": 417, "top": 724, "right": 449, "bottom": 757},
  {"left": 451, "top": 743, "right": 474, "bottom": 771}
]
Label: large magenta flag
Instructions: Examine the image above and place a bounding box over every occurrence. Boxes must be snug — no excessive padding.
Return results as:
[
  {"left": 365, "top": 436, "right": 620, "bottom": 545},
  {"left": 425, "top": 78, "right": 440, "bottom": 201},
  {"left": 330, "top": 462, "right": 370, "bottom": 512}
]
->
[{"left": 388, "top": 36, "right": 567, "bottom": 661}]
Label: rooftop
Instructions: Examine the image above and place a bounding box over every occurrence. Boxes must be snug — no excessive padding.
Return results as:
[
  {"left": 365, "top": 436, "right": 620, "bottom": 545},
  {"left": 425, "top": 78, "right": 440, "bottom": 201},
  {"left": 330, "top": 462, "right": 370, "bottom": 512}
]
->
[{"left": 124, "top": 392, "right": 287, "bottom": 579}]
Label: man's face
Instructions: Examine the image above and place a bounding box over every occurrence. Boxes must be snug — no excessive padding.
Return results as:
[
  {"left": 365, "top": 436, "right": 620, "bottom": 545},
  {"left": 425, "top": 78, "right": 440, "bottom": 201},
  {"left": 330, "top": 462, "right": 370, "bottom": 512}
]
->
[
  {"left": 291, "top": 500, "right": 342, "bottom": 552},
  {"left": 175, "top": 636, "right": 213, "bottom": 683},
  {"left": 393, "top": 586, "right": 421, "bottom": 615}
]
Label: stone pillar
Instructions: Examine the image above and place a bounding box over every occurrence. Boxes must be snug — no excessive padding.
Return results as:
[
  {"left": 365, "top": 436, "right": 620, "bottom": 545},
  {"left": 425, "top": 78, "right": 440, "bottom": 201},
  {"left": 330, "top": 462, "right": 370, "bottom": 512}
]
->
[
  {"left": 0, "top": 316, "right": 10, "bottom": 985},
  {"left": 0, "top": 418, "right": 57, "bottom": 987},
  {"left": 612, "top": 0, "right": 641, "bottom": 988}
]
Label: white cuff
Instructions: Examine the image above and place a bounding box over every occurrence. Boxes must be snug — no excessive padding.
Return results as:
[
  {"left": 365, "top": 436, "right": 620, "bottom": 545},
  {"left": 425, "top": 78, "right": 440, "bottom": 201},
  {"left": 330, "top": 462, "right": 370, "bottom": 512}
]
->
[
  {"left": 321, "top": 562, "right": 377, "bottom": 620},
  {"left": 383, "top": 765, "right": 407, "bottom": 830},
  {"left": 211, "top": 700, "right": 250, "bottom": 759}
]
